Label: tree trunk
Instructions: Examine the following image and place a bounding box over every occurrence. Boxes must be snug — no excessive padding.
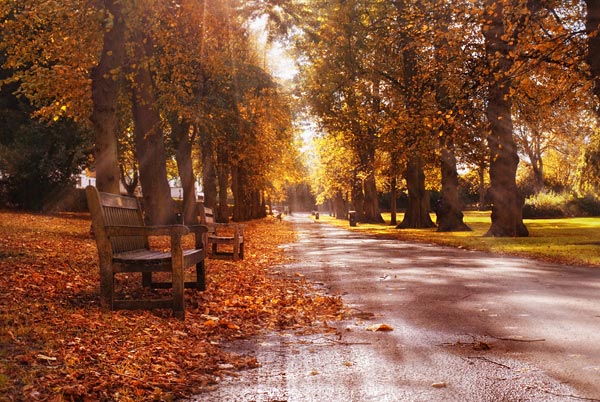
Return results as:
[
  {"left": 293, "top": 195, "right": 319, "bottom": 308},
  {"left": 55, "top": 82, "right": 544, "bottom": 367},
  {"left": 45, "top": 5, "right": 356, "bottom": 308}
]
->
[
  {"left": 478, "top": 163, "right": 487, "bottom": 211},
  {"left": 362, "top": 170, "right": 384, "bottom": 223},
  {"left": 438, "top": 145, "right": 471, "bottom": 232},
  {"left": 357, "top": 138, "right": 384, "bottom": 223},
  {"left": 531, "top": 155, "right": 544, "bottom": 193},
  {"left": 586, "top": 0, "right": 600, "bottom": 105},
  {"left": 334, "top": 191, "right": 347, "bottom": 220},
  {"left": 231, "top": 163, "right": 252, "bottom": 222},
  {"left": 390, "top": 176, "right": 397, "bottom": 226},
  {"left": 199, "top": 132, "right": 217, "bottom": 209},
  {"left": 260, "top": 191, "right": 268, "bottom": 218},
  {"left": 171, "top": 119, "right": 198, "bottom": 225},
  {"left": 433, "top": 16, "right": 470, "bottom": 232},
  {"left": 397, "top": 157, "right": 436, "bottom": 229},
  {"left": 216, "top": 144, "right": 230, "bottom": 223},
  {"left": 90, "top": 0, "right": 124, "bottom": 194},
  {"left": 131, "top": 31, "right": 177, "bottom": 226},
  {"left": 351, "top": 170, "right": 365, "bottom": 220},
  {"left": 482, "top": 0, "right": 528, "bottom": 237},
  {"left": 119, "top": 165, "right": 138, "bottom": 196}
]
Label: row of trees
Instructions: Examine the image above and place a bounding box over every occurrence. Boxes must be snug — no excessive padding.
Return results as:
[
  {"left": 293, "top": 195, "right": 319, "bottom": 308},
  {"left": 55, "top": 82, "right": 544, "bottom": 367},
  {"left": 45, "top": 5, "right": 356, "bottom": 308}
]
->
[
  {"left": 0, "top": 0, "right": 302, "bottom": 223},
  {"left": 294, "top": 0, "right": 600, "bottom": 236}
]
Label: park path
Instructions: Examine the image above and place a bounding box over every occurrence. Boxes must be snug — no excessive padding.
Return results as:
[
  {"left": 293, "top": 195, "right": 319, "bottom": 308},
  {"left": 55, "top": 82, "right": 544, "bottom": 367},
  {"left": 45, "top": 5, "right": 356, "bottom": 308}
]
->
[{"left": 194, "top": 213, "right": 600, "bottom": 402}]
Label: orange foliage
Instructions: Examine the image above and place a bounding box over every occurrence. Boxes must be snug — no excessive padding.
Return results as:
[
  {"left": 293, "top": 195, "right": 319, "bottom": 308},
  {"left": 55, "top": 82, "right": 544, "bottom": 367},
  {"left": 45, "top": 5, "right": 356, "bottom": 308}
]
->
[{"left": 0, "top": 212, "right": 342, "bottom": 401}]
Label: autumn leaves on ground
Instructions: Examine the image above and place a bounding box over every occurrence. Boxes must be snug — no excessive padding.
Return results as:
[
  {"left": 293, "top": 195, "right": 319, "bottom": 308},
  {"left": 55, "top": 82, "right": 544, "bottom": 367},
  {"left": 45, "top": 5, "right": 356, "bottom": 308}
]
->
[{"left": 0, "top": 212, "right": 342, "bottom": 401}]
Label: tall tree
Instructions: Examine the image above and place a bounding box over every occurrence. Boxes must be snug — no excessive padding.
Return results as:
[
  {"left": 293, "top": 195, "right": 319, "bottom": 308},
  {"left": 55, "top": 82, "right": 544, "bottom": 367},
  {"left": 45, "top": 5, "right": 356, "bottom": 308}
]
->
[
  {"left": 432, "top": 0, "right": 471, "bottom": 232},
  {"left": 90, "top": 0, "right": 124, "bottom": 193},
  {"left": 297, "top": 0, "right": 384, "bottom": 223},
  {"left": 129, "top": 7, "right": 177, "bottom": 225},
  {"left": 481, "top": 0, "right": 528, "bottom": 237},
  {"left": 391, "top": 0, "right": 436, "bottom": 229}
]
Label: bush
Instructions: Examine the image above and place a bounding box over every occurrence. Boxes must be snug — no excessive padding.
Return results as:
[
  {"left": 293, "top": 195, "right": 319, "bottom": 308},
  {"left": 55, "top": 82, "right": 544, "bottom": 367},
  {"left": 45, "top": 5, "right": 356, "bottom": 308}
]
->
[
  {"left": 523, "top": 191, "right": 600, "bottom": 218},
  {"left": 0, "top": 71, "right": 91, "bottom": 211},
  {"left": 567, "top": 193, "right": 600, "bottom": 217},
  {"left": 0, "top": 119, "right": 91, "bottom": 211}
]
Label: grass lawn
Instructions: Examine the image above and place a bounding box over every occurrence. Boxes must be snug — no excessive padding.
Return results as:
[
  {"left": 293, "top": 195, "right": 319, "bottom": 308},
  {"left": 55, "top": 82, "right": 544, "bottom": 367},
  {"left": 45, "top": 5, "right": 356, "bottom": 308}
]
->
[{"left": 319, "top": 211, "right": 600, "bottom": 267}]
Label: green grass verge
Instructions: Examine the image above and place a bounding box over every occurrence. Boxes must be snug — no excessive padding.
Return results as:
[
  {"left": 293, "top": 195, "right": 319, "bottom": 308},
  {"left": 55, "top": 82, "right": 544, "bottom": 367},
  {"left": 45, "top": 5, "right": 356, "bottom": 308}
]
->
[{"left": 317, "top": 211, "right": 600, "bottom": 267}]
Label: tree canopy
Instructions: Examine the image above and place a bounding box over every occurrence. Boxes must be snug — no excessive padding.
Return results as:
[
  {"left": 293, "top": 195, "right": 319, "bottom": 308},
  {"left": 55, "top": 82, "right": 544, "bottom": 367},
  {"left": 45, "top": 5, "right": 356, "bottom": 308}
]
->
[{"left": 0, "top": 0, "right": 599, "bottom": 231}]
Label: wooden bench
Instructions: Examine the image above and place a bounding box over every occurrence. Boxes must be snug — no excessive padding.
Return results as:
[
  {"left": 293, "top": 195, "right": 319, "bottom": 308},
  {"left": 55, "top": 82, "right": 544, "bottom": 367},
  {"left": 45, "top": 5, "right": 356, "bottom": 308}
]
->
[
  {"left": 198, "top": 204, "right": 244, "bottom": 261},
  {"left": 86, "top": 186, "right": 208, "bottom": 318}
]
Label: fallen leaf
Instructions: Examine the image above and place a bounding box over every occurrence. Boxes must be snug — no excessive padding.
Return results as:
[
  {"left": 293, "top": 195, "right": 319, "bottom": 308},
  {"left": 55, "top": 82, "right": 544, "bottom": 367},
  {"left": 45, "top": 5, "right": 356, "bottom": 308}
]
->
[
  {"left": 36, "top": 354, "right": 57, "bottom": 362},
  {"left": 365, "top": 323, "right": 394, "bottom": 332},
  {"left": 1, "top": 212, "right": 343, "bottom": 400},
  {"left": 218, "top": 363, "right": 235, "bottom": 370}
]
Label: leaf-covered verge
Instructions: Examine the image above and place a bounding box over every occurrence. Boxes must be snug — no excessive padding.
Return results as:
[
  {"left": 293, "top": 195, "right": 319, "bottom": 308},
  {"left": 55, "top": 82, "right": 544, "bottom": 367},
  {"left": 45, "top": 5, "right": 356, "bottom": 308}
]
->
[{"left": 0, "top": 212, "right": 343, "bottom": 401}]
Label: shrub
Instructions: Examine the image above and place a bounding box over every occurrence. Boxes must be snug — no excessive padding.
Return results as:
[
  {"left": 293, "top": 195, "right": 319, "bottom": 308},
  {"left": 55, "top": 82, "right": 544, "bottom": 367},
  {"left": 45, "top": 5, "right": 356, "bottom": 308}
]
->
[
  {"left": 523, "top": 191, "right": 570, "bottom": 218},
  {"left": 523, "top": 191, "right": 600, "bottom": 218},
  {"left": 0, "top": 119, "right": 91, "bottom": 211},
  {"left": 567, "top": 193, "right": 600, "bottom": 217}
]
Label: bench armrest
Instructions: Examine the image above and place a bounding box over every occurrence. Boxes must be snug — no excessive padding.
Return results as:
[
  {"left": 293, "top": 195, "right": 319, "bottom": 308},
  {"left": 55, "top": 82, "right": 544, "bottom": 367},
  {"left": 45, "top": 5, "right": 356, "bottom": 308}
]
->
[
  {"left": 185, "top": 224, "right": 209, "bottom": 234},
  {"left": 186, "top": 224, "right": 209, "bottom": 249},
  {"left": 212, "top": 223, "right": 245, "bottom": 236},
  {"left": 105, "top": 225, "right": 190, "bottom": 237}
]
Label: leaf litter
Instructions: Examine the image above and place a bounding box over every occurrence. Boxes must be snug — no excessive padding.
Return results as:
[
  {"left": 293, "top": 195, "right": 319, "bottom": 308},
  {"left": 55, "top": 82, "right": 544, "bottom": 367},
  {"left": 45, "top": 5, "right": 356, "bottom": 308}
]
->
[{"left": 0, "top": 211, "right": 343, "bottom": 401}]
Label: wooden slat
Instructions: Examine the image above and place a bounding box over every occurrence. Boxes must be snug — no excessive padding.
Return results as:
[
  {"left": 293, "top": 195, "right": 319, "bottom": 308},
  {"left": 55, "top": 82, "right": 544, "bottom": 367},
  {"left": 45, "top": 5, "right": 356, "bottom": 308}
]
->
[
  {"left": 113, "top": 248, "right": 203, "bottom": 262},
  {"left": 112, "top": 249, "right": 204, "bottom": 273},
  {"left": 86, "top": 185, "right": 206, "bottom": 318},
  {"left": 100, "top": 191, "right": 140, "bottom": 209},
  {"left": 104, "top": 205, "right": 146, "bottom": 253}
]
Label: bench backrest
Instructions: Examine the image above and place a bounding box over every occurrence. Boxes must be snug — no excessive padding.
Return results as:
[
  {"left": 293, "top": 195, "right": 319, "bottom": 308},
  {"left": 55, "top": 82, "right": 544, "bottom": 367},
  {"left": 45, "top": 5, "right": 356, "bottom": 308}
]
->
[
  {"left": 86, "top": 186, "right": 148, "bottom": 254},
  {"left": 197, "top": 203, "right": 215, "bottom": 225},
  {"left": 204, "top": 207, "right": 215, "bottom": 225}
]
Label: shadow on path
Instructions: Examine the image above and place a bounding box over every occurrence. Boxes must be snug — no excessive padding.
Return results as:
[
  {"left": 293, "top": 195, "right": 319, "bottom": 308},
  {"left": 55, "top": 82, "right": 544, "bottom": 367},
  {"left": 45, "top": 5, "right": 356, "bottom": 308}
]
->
[{"left": 193, "top": 214, "right": 600, "bottom": 402}]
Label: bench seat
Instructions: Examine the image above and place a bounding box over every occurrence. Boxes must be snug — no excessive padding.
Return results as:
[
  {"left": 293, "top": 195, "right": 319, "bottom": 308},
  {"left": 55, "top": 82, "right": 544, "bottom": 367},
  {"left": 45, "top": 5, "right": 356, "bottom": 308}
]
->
[
  {"left": 198, "top": 204, "right": 245, "bottom": 260},
  {"left": 86, "top": 186, "right": 208, "bottom": 318}
]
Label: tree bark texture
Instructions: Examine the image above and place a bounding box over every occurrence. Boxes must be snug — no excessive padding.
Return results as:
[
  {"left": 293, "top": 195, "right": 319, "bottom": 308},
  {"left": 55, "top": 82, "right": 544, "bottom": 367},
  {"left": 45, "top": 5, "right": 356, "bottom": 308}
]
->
[
  {"left": 199, "top": 132, "right": 217, "bottom": 210},
  {"left": 216, "top": 144, "right": 230, "bottom": 223},
  {"left": 90, "top": 0, "right": 124, "bottom": 194},
  {"left": 390, "top": 176, "right": 397, "bottom": 226},
  {"left": 358, "top": 144, "right": 384, "bottom": 223},
  {"left": 438, "top": 145, "right": 471, "bottom": 232},
  {"left": 395, "top": 9, "right": 432, "bottom": 229},
  {"left": 351, "top": 169, "right": 365, "bottom": 220},
  {"left": 131, "top": 31, "right": 177, "bottom": 226},
  {"left": 433, "top": 17, "right": 470, "bottom": 232},
  {"left": 231, "top": 162, "right": 265, "bottom": 222},
  {"left": 171, "top": 119, "right": 198, "bottom": 225},
  {"left": 334, "top": 191, "right": 347, "bottom": 220},
  {"left": 232, "top": 164, "right": 253, "bottom": 222},
  {"left": 482, "top": 0, "right": 528, "bottom": 237},
  {"left": 397, "top": 157, "right": 436, "bottom": 229}
]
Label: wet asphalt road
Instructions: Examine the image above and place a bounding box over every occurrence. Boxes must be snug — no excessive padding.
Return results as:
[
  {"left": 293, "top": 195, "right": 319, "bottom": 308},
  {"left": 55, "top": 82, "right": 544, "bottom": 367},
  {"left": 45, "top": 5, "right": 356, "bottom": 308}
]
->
[{"left": 194, "top": 213, "right": 600, "bottom": 402}]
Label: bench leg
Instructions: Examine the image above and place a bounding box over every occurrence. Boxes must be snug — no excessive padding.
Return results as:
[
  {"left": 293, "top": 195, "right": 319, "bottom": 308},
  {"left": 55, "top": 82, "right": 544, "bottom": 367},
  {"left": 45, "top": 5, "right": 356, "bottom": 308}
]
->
[
  {"left": 142, "top": 272, "right": 152, "bottom": 288},
  {"left": 233, "top": 241, "right": 239, "bottom": 261},
  {"left": 196, "top": 260, "right": 206, "bottom": 291},
  {"left": 171, "top": 235, "right": 185, "bottom": 319},
  {"left": 239, "top": 243, "right": 244, "bottom": 260},
  {"left": 99, "top": 261, "right": 114, "bottom": 310}
]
